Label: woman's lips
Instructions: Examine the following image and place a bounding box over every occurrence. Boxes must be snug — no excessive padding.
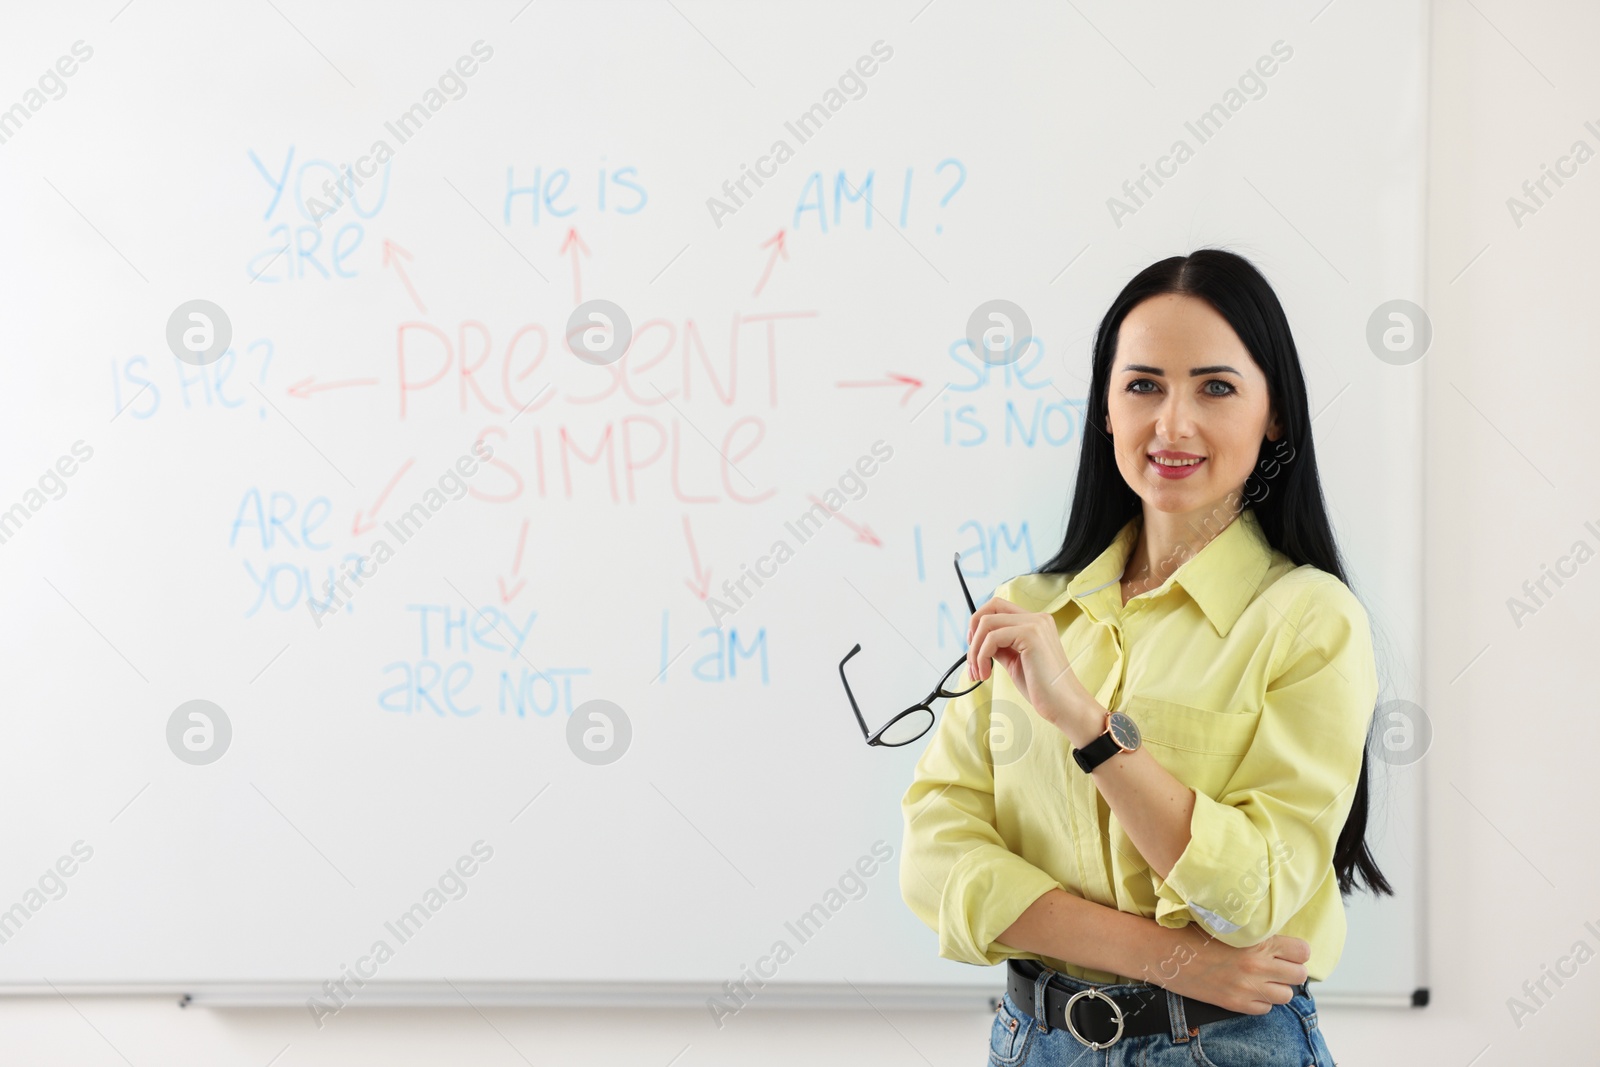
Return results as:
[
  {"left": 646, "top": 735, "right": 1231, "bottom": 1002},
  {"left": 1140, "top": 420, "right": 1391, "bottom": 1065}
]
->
[{"left": 1148, "top": 455, "right": 1205, "bottom": 480}]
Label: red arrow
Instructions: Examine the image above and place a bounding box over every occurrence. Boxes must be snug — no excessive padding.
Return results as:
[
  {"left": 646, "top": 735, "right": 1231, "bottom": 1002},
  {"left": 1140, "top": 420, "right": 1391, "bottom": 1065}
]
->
[
  {"left": 560, "top": 228, "right": 590, "bottom": 306},
  {"left": 287, "top": 375, "right": 379, "bottom": 399},
  {"left": 682, "top": 515, "right": 713, "bottom": 599},
  {"left": 836, "top": 373, "right": 924, "bottom": 406},
  {"left": 806, "top": 494, "right": 881, "bottom": 546},
  {"left": 498, "top": 519, "right": 530, "bottom": 604},
  {"left": 753, "top": 229, "right": 788, "bottom": 297},
  {"left": 382, "top": 240, "right": 426, "bottom": 314},
  {"left": 352, "top": 459, "right": 415, "bottom": 536}
]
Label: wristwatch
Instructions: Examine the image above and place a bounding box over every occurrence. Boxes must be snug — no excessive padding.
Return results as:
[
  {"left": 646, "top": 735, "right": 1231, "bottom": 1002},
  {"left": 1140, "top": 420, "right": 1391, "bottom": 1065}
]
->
[{"left": 1071, "top": 710, "right": 1142, "bottom": 773}]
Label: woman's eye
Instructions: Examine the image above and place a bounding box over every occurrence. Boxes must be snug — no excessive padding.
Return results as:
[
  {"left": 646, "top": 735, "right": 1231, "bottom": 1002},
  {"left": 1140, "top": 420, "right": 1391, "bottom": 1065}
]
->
[{"left": 1125, "top": 379, "right": 1235, "bottom": 396}]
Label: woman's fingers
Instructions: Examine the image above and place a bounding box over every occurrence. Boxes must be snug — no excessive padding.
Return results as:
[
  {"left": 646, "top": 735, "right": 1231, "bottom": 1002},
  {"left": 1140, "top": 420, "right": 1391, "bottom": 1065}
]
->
[
  {"left": 965, "top": 597, "right": 1027, "bottom": 653},
  {"left": 1268, "top": 935, "right": 1311, "bottom": 964},
  {"left": 968, "top": 613, "right": 1042, "bottom": 682},
  {"left": 965, "top": 595, "right": 1027, "bottom": 639},
  {"left": 967, "top": 609, "right": 1003, "bottom": 678}
]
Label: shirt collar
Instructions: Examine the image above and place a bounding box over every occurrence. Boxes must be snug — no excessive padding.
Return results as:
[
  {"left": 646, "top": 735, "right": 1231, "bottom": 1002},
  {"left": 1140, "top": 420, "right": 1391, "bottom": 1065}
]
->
[{"left": 1041, "top": 507, "right": 1276, "bottom": 637}]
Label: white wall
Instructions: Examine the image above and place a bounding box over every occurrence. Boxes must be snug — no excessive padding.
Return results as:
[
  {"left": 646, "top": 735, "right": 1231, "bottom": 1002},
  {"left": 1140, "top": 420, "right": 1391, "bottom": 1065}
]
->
[{"left": 5, "top": 0, "right": 1597, "bottom": 1062}]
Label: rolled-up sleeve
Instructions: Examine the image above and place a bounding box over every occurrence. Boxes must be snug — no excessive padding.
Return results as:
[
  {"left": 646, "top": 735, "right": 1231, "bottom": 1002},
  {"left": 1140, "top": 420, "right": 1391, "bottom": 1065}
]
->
[
  {"left": 899, "top": 650, "right": 1063, "bottom": 967},
  {"left": 1150, "top": 577, "right": 1378, "bottom": 946}
]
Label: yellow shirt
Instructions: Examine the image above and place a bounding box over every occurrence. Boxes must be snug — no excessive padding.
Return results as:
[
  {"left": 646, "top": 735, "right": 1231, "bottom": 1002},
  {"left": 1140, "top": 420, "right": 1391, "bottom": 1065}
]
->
[{"left": 898, "top": 506, "right": 1378, "bottom": 984}]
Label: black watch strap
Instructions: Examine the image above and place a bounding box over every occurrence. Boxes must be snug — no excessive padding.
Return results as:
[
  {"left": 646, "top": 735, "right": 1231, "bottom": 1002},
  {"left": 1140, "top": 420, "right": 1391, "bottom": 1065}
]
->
[{"left": 1072, "top": 730, "right": 1120, "bottom": 773}]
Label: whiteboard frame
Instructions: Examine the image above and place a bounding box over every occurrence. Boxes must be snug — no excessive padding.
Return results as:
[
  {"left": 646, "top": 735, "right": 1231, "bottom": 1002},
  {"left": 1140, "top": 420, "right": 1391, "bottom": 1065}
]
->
[{"left": 0, "top": 980, "right": 1422, "bottom": 1010}]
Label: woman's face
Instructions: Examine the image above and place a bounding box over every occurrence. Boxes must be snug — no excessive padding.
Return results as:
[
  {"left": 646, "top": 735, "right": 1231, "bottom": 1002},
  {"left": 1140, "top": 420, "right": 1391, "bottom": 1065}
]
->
[{"left": 1104, "top": 293, "right": 1281, "bottom": 522}]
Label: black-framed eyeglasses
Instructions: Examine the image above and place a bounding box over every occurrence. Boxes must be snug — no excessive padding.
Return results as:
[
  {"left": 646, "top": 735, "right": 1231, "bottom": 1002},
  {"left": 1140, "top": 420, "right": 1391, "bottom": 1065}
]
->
[{"left": 840, "top": 553, "right": 982, "bottom": 747}]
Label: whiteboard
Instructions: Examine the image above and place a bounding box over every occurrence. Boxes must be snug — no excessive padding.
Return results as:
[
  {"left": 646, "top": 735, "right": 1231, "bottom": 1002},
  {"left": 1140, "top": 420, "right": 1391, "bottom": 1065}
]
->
[{"left": 0, "top": 0, "right": 1426, "bottom": 1007}]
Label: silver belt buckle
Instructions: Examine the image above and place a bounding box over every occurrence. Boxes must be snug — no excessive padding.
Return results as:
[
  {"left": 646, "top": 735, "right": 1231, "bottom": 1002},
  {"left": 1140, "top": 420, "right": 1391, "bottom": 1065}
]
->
[{"left": 1064, "top": 987, "right": 1125, "bottom": 1049}]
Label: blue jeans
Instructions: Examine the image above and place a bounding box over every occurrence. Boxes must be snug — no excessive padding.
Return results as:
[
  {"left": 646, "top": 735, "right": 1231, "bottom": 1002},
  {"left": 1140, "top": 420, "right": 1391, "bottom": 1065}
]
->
[{"left": 988, "top": 966, "right": 1336, "bottom": 1066}]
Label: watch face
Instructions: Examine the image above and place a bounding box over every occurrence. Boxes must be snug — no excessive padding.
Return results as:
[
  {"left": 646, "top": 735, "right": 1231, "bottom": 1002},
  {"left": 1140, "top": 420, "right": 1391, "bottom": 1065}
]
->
[{"left": 1108, "top": 712, "right": 1141, "bottom": 751}]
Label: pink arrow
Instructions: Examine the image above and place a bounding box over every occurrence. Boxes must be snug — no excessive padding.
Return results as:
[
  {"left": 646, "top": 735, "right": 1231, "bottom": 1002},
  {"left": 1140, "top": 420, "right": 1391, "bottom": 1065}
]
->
[
  {"left": 382, "top": 240, "right": 426, "bottom": 314},
  {"left": 806, "top": 494, "right": 882, "bottom": 546},
  {"left": 682, "top": 515, "right": 713, "bottom": 599},
  {"left": 352, "top": 459, "right": 415, "bottom": 536},
  {"left": 754, "top": 229, "right": 788, "bottom": 297},
  {"left": 287, "top": 375, "right": 379, "bottom": 399},
  {"left": 835, "top": 373, "right": 924, "bottom": 406},
  {"left": 498, "top": 519, "right": 530, "bottom": 604},
  {"left": 560, "top": 228, "right": 591, "bottom": 306}
]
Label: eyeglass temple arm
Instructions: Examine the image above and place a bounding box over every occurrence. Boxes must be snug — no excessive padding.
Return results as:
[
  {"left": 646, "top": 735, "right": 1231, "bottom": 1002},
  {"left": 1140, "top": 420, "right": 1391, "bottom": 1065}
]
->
[
  {"left": 953, "top": 552, "right": 978, "bottom": 615},
  {"left": 838, "top": 643, "right": 872, "bottom": 740}
]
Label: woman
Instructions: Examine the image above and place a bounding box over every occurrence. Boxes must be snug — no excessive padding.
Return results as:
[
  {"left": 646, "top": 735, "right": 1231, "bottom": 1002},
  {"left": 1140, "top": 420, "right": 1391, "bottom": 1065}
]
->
[{"left": 900, "top": 249, "right": 1391, "bottom": 1066}]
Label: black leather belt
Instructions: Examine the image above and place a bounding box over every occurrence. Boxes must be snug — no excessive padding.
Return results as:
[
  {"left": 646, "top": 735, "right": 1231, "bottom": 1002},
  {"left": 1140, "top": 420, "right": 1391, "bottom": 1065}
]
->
[{"left": 1006, "top": 958, "right": 1309, "bottom": 1049}]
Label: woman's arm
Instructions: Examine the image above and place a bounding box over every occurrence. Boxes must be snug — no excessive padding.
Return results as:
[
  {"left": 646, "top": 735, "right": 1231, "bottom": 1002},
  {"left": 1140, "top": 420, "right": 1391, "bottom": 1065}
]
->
[
  {"left": 998, "top": 886, "right": 1177, "bottom": 981},
  {"left": 966, "top": 600, "right": 1202, "bottom": 880},
  {"left": 1057, "top": 698, "right": 1196, "bottom": 880},
  {"left": 999, "top": 888, "right": 1313, "bottom": 1014},
  {"left": 968, "top": 576, "right": 1378, "bottom": 948}
]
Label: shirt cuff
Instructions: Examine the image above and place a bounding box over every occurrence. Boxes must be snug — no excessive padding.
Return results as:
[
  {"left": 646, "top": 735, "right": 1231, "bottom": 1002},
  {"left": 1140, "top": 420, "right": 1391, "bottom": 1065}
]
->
[
  {"left": 1150, "top": 788, "right": 1265, "bottom": 936},
  {"left": 934, "top": 844, "right": 1064, "bottom": 966}
]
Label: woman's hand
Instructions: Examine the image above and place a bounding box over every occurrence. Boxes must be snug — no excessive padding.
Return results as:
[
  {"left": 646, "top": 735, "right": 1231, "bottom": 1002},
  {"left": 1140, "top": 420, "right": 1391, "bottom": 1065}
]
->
[
  {"left": 966, "top": 597, "right": 1093, "bottom": 736},
  {"left": 1143, "top": 925, "right": 1312, "bottom": 1015}
]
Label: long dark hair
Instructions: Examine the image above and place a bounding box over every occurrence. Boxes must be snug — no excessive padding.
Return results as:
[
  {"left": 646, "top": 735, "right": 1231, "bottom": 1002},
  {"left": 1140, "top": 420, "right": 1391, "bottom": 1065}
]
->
[{"left": 1038, "top": 248, "right": 1392, "bottom": 899}]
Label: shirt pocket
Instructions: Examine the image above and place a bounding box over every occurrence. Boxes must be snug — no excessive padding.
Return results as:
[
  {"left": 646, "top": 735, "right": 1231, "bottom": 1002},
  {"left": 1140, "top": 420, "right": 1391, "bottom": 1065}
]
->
[{"left": 1119, "top": 694, "right": 1259, "bottom": 799}]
